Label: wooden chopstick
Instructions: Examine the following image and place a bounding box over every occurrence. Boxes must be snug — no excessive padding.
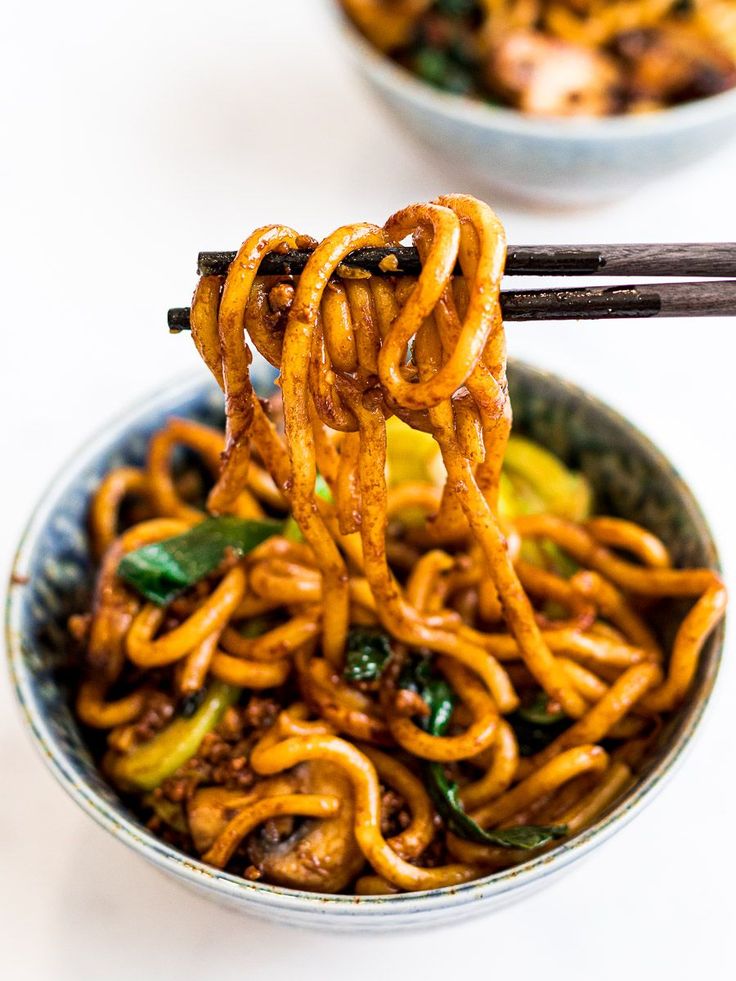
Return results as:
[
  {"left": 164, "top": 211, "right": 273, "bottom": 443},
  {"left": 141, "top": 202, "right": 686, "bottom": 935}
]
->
[
  {"left": 500, "top": 280, "right": 736, "bottom": 320},
  {"left": 168, "top": 280, "right": 736, "bottom": 330},
  {"left": 196, "top": 242, "right": 736, "bottom": 279}
]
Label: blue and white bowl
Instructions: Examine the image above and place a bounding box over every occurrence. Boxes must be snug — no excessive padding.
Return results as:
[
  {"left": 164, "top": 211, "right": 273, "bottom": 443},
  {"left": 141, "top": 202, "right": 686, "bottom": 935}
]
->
[
  {"left": 332, "top": 4, "right": 736, "bottom": 207},
  {"left": 5, "top": 362, "right": 724, "bottom": 930}
]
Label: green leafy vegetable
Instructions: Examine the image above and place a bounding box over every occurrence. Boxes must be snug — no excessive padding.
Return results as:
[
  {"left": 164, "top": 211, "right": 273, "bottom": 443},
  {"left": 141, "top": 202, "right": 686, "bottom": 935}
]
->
[
  {"left": 108, "top": 680, "right": 239, "bottom": 791},
  {"left": 314, "top": 473, "right": 333, "bottom": 502},
  {"left": 518, "top": 692, "right": 566, "bottom": 726},
  {"left": 407, "top": 662, "right": 569, "bottom": 850},
  {"left": 343, "top": 628, "right": 392, "bottom": 682},
  {"left": 508, "top": 692, "right": 571, "bottom": 757},
  {"left": 420, "top": 677, "right": 455, "bottom": 734},
  {"left": 427, "top": 764, "right": 567, "bottom": 849},
  {"left": 498, "top": 436, "right": 592, "bottom": 576},
  {"left": 282, "top": 515, "right": 303, "bottom": 543},
  {"left": 282, "top": 474, "right": 332, "bottom": 543},
  {"left": 395, "top": 655, "right": 457, "bottom": 733},
  {"left": 118, "top": 516, "right": 282, "bottom": 605},
  {"left": 502, "top": 436, "right": 591, "bottom": 523},
  {"left": 508, "top": 718, "right": 569, "bottom": 758},
  {"left": 436, "top": 0, "right": 477, "bottom": 17},
  {"left": 237, "top": 615, "right": 281, "bottom": 639},
  {"left": 412, "top": 47, "right": 473, "bottom": 94}
]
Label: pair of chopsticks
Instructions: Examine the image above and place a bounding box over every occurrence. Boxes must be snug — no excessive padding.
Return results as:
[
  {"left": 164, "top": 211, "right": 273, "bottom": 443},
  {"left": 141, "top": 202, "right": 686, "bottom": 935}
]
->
[{"left": 168, "top": 243, "right": 736, "bottom": 329}]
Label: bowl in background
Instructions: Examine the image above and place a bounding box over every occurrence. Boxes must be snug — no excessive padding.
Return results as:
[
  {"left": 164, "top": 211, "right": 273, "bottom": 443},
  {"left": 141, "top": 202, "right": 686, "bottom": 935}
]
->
[
  {"left": 331, "top": 4, "right": 736, "bottom": 207},
  {"left": 5, "top": 361, "right": 724, "bottom": 930}
]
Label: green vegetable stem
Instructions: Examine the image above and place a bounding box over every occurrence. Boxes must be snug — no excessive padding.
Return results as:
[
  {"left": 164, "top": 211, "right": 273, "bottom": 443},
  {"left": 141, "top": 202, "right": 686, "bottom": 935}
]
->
[
  {"left": 343, "top": 628, "right": 393, "bottom": 682},
  {"left": 107, "top": 680, "right": 239, "bottom": 791}
]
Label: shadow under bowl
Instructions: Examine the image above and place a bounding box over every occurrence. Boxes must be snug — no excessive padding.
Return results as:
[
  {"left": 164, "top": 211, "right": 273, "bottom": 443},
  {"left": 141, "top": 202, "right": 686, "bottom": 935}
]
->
[
  {"left": 332, "top": 6, "right": 736, "bottom": 207},
  {"left": 5, "top": 360, "right": 724, "bottom": 930}
]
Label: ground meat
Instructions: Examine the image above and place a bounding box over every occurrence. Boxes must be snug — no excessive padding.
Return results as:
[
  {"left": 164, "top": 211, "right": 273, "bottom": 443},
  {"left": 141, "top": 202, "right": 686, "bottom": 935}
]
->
[
  {"left": 108, "top": 691, "right": 176, "bottom": 753},
  {"left": 241, "top": 696, "right": 280, "bottom": 731},
  {"left": 392, "top": 688, "right": 430, "bottom": 719},
  {"left": 160, "top": 759, "right": 212, "bottom": 803},
  {"left": 135, "top": 692, "right": 176, "bottom": 738},
  {"left": 268, "top": 282, "right": 295, "bottom": 314},
  {"left": 168, "top": 578, "right": 217, "bottom": 618},
  {"left": 217, "top": 706, "right": 245, "bottom": 742},
  {"left": 144, "top": 817, "right": 190, "bottom": 850},
  {"left": 295, "top": 234, "right": 318, "bottom": 251},
  {"left": 421, "top": 11, "right": 459, "bottom": 51},
  {"left": 415, "top": 828, "right": 449, "bottom": 869},
  {"left": 380, "top": 787, "right": 411, "bottom": 838},
  {"left": 211, "top": 755, "right": 256, "bottom": 790},
  {"left": 158, "top": 696, "right": 279, "bottom": 803},
  {"left": 160, "top": 735, "right": 257, "bottom": 801},
  {"left": 261, "top": 816, "right": 296, "bottom": 843},
  {"left": 174, "top": 469, "right": 205, "bottom": 505}
]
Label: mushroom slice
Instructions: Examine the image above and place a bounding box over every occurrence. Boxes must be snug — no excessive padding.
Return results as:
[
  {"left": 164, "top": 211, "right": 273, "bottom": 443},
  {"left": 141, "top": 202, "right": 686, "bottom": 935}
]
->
[
  {"left": 248, "top": 761, "right": 364, "bottom": 893},
  {"left": 188, "top": 775, "right": 295, "bottom": 854}
]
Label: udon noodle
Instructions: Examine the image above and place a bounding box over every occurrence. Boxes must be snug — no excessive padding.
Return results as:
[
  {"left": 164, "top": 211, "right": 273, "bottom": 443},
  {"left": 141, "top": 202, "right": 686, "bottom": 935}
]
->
[
  {"left": 71, "top": 194, "right": 727, "bottom": 893},
  {"left": 341, "top": 0, "right": 736, "bottom": 116}
]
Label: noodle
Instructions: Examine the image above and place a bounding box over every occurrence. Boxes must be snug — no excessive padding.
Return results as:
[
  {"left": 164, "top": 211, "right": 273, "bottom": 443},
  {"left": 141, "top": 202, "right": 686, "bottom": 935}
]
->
[{"left": 69, "top": 194, "right": 726, "bottom": 894}]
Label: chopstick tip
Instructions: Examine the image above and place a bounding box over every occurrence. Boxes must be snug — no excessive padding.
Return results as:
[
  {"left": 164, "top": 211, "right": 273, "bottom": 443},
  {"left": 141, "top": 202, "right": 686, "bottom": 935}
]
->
[{"left": 168, "top": 307, "right": 190, "bottom": 333}]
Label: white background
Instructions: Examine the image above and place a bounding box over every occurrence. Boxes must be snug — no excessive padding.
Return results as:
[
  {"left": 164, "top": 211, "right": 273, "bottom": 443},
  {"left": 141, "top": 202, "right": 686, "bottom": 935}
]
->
[{"left": 2, "top": 2, "right": 735, "bottom": 978}]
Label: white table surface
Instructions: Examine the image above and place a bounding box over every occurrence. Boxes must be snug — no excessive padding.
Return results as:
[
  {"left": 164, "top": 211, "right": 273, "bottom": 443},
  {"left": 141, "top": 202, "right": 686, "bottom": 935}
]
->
[{"left": 2, "top": 2, "right": 735, "bottom": 978}]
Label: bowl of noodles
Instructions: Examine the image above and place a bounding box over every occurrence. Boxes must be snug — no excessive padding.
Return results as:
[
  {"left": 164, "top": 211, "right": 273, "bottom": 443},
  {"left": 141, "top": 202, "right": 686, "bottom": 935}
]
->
[
  {"left": 333, "top": 1, "right": 736, "bottom": 205},
  {"left": 6, "top": 195, "right": 726, "bottom": 929}
]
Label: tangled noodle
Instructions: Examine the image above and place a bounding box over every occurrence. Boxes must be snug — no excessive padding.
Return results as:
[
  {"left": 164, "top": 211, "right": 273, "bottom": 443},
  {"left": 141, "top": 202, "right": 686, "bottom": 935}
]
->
[{"left": 72, "top": 194, "right": 726, "bottom": 894}]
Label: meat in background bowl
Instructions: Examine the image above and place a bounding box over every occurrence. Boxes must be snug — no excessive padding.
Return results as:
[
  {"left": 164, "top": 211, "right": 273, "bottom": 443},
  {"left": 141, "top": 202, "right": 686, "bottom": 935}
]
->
[{"left": 331, "top": 1, "right": 736, "bottom": 206}]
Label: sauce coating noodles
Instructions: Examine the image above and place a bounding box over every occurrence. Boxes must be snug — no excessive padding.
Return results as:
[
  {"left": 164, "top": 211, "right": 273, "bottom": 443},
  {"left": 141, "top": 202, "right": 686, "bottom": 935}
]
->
[{"left": 72, "top": 195, "right": 726, "bottom": 893}]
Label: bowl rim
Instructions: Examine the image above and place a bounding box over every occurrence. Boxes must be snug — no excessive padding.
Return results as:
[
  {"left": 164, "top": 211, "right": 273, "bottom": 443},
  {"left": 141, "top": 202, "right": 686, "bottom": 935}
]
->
[
  {"left": 5, "top": 363, "right": 725, "bottom": 920},
  {"left": 332, "top": 3, "right": 736, "bottom": 141}
]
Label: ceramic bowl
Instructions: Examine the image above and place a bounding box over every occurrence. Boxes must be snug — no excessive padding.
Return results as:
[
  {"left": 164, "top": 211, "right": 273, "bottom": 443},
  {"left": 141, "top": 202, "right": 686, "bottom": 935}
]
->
[
  {"left": 331, "top": 5, "right": 736, "bottom": 207},
  {"left": 5, "top": 361, "right": 724, "bottom": 930}
]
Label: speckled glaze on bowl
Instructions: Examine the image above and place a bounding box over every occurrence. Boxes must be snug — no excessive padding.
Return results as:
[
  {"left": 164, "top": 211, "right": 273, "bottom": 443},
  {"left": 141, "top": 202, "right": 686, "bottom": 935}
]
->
[
  {"left": 331, "top": 5, "right": 736, "bottom": 206},
  {"left": 5, "top": 361, "right": 724, "bottom": 930}
]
